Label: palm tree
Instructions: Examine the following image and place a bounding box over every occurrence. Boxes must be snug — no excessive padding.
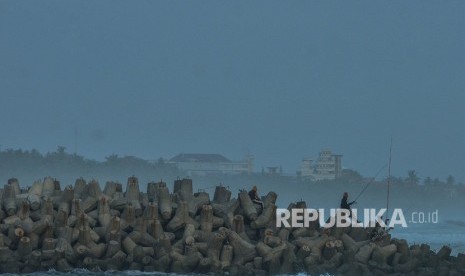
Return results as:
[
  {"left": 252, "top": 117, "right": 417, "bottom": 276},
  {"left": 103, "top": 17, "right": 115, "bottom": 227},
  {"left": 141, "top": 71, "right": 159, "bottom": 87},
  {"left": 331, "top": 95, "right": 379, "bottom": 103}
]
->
[
  {"left": 406, "top": 170, "right": 419, "bottom": 185},
  {"left": 446, "top": 175, "right": 455, "bottom": 186},
  {"left": 423, "top": 176, "right": 433, "bottom": 186}
]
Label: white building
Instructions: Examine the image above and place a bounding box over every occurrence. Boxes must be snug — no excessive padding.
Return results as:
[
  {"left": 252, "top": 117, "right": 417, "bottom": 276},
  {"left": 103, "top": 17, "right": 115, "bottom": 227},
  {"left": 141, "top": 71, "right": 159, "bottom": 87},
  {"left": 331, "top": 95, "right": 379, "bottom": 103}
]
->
[
  {"left": 300, "top": 158, "right": 314, "bottom": 179},
  {"left": 168, "top": 153, "right": 254, "bottom": 176},
  {"left": 300, "top": 149, "right": 343, "bottom": 180}
]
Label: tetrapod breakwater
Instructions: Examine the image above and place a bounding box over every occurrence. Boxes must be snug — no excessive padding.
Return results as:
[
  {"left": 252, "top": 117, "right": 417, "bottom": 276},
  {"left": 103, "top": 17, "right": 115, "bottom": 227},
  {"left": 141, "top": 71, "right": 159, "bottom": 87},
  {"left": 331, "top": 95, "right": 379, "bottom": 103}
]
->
[{"left": 0, "top": 177, "right": 464, "bottom": 275}]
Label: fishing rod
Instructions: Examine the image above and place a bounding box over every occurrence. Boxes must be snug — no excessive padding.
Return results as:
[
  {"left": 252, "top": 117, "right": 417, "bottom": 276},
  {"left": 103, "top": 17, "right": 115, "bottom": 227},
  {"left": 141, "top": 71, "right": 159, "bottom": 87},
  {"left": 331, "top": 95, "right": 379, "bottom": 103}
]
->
[
  {"left": 353, "top": 163, "right": 388, "bottom": 202},
  {"left": 385, "top": 138, "right": 393, "bottom": 225}
]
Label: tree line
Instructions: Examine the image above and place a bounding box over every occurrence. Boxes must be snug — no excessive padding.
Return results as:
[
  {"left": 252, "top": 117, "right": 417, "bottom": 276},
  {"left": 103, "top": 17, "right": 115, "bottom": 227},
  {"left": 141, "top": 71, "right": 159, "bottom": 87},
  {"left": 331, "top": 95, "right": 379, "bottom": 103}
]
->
[
  {"left": 0, "top": 146, "right": 184, "bottom": 186},
  {"left": 1, "top": 147, "right": 463, "bottom": 190}
]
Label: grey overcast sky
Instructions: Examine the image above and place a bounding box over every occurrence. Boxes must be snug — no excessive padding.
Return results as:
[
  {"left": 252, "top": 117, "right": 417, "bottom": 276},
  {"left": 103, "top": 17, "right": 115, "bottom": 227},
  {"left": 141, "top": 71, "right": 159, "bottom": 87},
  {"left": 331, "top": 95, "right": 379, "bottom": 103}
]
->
[{"left": 1, "top": 1, "right": 464, "bottom": 181}]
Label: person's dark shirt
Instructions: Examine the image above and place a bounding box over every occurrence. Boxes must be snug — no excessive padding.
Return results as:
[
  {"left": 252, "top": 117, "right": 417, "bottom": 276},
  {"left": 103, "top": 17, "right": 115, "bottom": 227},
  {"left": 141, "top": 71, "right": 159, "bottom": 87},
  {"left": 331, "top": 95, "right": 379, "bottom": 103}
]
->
[
  {"left": 340, "top": 197, "right": 354, "bottom": 209},
  {"left": 249, "top": 190, "right": 259, "bottom": 201}
]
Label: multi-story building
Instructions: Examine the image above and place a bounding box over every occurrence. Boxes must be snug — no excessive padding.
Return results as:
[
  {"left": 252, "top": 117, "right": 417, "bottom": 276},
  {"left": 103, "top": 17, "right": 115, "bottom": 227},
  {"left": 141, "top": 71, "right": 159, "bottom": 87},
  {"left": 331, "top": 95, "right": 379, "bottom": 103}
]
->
[
  {"left": 300, "top": 149, "right": 343, "bottom": 180},
  {"left": 168, "top": 153, "right": 254, "bottom": 176},
  {"left": 300, "top": 158, "right": 314, "bottom": 179}
]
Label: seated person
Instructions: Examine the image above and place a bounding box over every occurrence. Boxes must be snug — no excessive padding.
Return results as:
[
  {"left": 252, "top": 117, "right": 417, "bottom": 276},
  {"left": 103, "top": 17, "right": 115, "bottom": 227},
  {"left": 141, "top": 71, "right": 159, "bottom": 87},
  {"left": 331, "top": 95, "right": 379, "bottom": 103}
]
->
[{"left": 248, "top": 185, "right": 264, "bottom": 208}]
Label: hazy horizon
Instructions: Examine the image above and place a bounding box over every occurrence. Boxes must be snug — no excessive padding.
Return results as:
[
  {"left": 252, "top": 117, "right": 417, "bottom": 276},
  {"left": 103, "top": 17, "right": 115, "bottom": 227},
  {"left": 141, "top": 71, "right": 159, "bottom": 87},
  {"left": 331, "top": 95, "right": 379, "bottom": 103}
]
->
[{"left": 1, "top": 1, "right": 464, "bottom": 181}]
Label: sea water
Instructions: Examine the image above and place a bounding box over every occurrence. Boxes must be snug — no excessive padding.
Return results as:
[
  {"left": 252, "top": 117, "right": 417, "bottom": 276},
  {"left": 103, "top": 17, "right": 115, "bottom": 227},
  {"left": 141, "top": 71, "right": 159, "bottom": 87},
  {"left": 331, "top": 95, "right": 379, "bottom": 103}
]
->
[{"left": 392, "top": 222, "right": 465, "bottom": 255}]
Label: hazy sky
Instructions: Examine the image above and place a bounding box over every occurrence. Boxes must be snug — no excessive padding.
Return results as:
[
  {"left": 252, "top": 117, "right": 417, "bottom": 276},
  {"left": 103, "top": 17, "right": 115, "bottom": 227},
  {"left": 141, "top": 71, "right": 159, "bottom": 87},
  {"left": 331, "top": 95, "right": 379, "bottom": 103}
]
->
[{"left": 1, "top": 1, "right": 464, "bottom": 181}]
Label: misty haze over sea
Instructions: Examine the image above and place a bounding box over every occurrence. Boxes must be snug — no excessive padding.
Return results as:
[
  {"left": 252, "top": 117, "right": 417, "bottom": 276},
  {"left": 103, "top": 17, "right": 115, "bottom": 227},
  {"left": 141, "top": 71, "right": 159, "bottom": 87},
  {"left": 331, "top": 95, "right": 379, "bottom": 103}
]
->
[
  {"left": 0, "top": 2, "right": 464, "bottom": 274},
  {"left": 1, "top": 1, "right": 464, "bottom": 183}
]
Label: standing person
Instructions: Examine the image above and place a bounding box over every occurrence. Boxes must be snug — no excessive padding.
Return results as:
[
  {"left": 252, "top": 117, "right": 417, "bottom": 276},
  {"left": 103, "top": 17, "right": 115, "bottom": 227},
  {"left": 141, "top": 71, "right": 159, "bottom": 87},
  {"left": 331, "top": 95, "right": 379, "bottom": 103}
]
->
[
  {"left": 340, "top": 192, "right": 356, "bottom": 217},
  {"left": 249, "top": 185, "right": 264, "bottom": 208}
]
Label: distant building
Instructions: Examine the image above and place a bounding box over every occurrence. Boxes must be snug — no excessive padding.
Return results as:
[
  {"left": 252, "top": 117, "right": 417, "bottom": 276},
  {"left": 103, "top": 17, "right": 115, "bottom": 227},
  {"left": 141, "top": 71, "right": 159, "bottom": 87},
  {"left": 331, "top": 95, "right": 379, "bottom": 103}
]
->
[
  {"left": 168, "top": 153, "right": 254, "bottom": 176},
  {"left": 265, "top": 166, "right": 280, "bottom": 175},
  {"left": 300, "top": 149, "right": 343, "bottom": 180},
  {"left": 300, "top": 158, "right": 314, "bottom": 179}
]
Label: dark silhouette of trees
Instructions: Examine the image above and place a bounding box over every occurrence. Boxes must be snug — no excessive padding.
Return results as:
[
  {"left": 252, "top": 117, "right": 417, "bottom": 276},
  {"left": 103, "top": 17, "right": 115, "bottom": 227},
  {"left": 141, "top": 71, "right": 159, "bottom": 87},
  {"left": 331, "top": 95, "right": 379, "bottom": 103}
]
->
[
  {"left": 406, "top": 170, "right": 420, "bottom": 185},
  {"left": 57, "top": 146, "right": 66, "bottom": 155},
  {"left": 0, "top": 147, "right": 184, "bottom": 185},
  {"left": 424, "top": 176, "right": 433, "bottom": 186},
  {"left": 433, "top": 178, "right": 443, "bottom": 186},
  {"left": 446, "top": 175, "right": 455, "bottom": 186},
  {"left": 339, "top": 169, "right": 363, "bottom": 183},
  {"left": 105, "top": 154, "right": 119, "bottom": 163}
]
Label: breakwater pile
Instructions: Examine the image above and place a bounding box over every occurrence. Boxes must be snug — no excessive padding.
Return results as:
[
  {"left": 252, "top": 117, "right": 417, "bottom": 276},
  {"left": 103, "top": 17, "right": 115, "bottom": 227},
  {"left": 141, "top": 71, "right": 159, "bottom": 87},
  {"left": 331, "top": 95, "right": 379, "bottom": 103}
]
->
[{"left": 0, "top": 177, "right": 464, "bottom": 275}]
